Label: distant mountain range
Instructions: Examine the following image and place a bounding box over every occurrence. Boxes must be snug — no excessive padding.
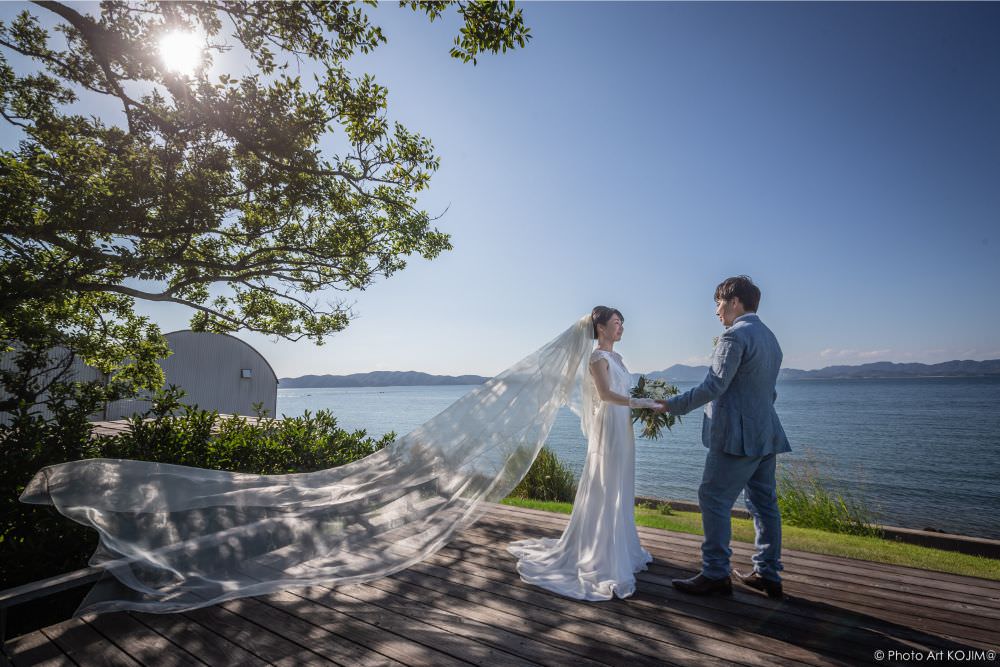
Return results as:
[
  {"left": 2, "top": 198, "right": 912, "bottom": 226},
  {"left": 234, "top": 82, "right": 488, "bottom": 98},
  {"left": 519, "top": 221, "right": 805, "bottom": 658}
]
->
[
  {"left": 279, "top": 371, "right": 490, "bottom": 388},
  {"left": 645, "top": 359, "right": 1000, "bottom": 382},
  {"left": 281, "top": 359, "right": 1000, "bottom": 387},
  {"left": 643, "top": 365, "right": 713, "bottom": 382}
]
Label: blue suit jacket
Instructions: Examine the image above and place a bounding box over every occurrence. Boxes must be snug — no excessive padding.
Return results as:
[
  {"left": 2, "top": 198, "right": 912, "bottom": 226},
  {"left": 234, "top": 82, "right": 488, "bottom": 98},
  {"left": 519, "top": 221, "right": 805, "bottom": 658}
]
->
[{"left": 666, "top": 313, "right": 791, "bottom": 457}]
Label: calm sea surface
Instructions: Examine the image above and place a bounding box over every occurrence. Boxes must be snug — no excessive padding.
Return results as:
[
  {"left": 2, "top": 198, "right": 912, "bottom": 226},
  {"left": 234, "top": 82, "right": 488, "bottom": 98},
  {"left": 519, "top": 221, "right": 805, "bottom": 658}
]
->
[{"left": 277, "top": 377, "right": 1000, "bottom": 539}]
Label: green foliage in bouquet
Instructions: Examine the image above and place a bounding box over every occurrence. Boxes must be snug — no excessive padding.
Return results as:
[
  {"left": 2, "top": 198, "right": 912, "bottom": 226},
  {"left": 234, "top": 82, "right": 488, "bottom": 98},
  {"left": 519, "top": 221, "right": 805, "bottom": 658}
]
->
[{"left": 630, "top": 375, "right": 682, "bottom": 440}]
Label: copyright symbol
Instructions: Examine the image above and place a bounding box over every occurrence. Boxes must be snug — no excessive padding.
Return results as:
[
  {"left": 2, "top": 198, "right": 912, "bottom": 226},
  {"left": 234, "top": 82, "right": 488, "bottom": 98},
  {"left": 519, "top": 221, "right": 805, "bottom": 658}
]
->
[
  {"left": 874, "top": 650, "right": 885, "bottom": 661},
  {"left": 988, "top": 650, "right": 996, "bottom": 660}
]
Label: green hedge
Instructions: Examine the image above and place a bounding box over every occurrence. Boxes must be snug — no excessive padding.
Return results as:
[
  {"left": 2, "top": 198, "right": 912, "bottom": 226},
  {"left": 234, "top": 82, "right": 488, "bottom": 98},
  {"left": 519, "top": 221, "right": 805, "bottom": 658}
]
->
[{"left": 1, "top": 387, "right": 393, "bottom": 590}]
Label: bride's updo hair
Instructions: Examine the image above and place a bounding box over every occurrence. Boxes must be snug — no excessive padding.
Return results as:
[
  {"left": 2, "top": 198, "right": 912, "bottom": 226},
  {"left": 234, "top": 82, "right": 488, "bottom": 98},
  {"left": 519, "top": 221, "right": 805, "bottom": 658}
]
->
[{"left": 591, "top": 306, "right": 624, "bottom": 339}]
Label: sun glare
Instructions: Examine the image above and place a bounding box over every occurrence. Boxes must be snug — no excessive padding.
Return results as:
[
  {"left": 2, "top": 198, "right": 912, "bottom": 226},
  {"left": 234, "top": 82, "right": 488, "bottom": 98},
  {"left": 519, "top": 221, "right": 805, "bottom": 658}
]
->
[{"left": 158, "top": 29, "right": 204, "bottom": 76}]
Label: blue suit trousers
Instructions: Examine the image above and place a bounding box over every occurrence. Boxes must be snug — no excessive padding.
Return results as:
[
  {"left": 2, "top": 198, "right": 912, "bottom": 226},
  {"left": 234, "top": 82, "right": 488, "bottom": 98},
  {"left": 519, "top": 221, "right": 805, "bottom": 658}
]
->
[{"left": 698, "top": 449, "right": 783, "bottom": 581}]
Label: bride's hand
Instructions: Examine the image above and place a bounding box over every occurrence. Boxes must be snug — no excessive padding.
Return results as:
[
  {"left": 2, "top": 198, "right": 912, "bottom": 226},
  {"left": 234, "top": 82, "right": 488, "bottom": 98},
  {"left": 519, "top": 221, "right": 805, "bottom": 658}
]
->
[{"left": 652, "top": 400, "right": 669, "bottom": 414}]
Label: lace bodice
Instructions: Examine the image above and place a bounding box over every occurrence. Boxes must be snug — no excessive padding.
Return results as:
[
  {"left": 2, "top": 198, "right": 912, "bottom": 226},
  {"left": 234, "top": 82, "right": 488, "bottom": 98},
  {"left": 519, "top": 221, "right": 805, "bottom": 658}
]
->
[{"left": 590, "top": 349, "right": 632, "bottom": 396}]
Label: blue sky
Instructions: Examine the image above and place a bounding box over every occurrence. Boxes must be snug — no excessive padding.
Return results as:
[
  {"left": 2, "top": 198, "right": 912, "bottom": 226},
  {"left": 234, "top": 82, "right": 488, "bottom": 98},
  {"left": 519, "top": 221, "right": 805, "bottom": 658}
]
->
[{"left": 3, "top": 2, "right": 999, "bottom": 377}]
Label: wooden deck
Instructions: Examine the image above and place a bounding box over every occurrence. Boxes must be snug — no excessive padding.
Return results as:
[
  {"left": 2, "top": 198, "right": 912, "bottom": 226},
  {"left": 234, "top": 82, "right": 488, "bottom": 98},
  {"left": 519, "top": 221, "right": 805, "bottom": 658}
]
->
[{"left": 5, "top": 503, "right": 998, "bottom": 666}]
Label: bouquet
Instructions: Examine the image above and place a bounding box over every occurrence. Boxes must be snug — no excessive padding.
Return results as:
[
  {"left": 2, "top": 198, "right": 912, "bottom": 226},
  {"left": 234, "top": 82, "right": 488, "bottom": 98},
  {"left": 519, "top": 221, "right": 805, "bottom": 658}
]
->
[{"left": 630, "top": 375, "right": 681, "bottom": 440}]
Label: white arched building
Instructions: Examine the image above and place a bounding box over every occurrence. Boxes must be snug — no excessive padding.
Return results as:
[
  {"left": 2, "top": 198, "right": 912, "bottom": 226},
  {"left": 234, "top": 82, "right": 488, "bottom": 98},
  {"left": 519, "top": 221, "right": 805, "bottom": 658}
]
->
[
  {"left": 1, "top": 331, "right": 278, "bottom": 423},
  {"left": 106, "top": 331, "right": 278, "bottom": 420}
]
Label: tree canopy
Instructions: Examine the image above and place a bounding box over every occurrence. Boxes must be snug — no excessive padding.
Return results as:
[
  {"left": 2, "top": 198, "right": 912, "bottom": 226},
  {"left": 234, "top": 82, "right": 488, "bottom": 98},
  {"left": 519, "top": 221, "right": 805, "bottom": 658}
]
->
[{"left": 0, "top": 1, "right": 530, "bottom": 412}]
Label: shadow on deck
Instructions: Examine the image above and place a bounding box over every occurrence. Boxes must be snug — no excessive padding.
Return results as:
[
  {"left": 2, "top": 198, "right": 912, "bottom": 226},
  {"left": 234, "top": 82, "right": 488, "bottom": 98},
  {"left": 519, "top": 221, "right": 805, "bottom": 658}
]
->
[{"left": 5, "top": 503, "right": 998, "bottom": 666}]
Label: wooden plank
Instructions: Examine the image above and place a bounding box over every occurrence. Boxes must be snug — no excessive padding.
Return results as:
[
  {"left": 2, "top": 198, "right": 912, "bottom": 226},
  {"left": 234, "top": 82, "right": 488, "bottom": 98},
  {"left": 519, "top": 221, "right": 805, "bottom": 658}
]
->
[
  {"left": 3, "top": 629, "right": 72, "bottom": 667},
  {"left": 474, "top": 520, "right": 1000, "bottom": 630},
  {"left": 14, "top": 498, "right": 996, "bottom": 667},
  {"left": 628, "top": 527, "right": 1000, "bottom": 601},
  {"left": 184, "top": 604, "right": 335, "bottom": 665},
  {"left": 480, "top": 551, "right": 984, "bottom": 661},
  {"left": 641, "top": 563, "right": 999, "bottom": 647},
  {"left": 458, "top": 524, "right": 999, "bottom": 648},
  {"left": 434, "top": 534, "right": 991, "bottom": 659},
  {"left": 261, "top": 587, "right": 489, "bottom": 667},
  {"left": 420, "top": 543, "right": 888, "bottom": 665},
  {"left": 223, "top": 593, "right": 384, "bottom": 667},
  {"left": 485, "top": 504, "right": 1000, "bottom": 595},
  {"left": 471, "top": 523, "right": 1000, "bottom": 630},
  {"left": 473, "top": 523, "right": 1000, "bottom": 644},
  {"left": 364, "top": 569, "right": 795, "bottom": 667},
  {"left": 131, "top": 611, "right": 268, "bottom": 667},
  {"left": 385, "top": 558, "right": 843, "bottom": 667},
  {"left": 86, "top": 612, "right": 203, "bottom": 666},
  {"left": 0, "top": 566, "right": 104, "bottom": 609},
  {"left": 516, "top": 525, "right": 1000, "bottom": 627},
  {"left": 485, "top": 503, "right": 1000, "bottom": 589},
  {"left": 330, "top": 580, "right": 661, "bottom": 667},
  {"left": 40, "top": 616, "right": 140, "bottom": 667}
]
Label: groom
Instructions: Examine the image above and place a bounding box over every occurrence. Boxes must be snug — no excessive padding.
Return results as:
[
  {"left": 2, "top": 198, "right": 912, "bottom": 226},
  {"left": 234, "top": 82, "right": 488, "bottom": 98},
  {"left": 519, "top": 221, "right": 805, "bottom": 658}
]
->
[{"left": 655, "top": 275, "right": 790, "bottom": 599}]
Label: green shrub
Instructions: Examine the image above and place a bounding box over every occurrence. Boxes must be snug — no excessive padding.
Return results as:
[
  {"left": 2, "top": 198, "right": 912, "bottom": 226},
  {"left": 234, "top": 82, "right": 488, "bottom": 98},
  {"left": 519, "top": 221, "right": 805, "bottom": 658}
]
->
[
  {"left": 777, "top": 456, "right": 882, "bottom": 537},
  {"left": 507, "top": 446, "right": 577, "bottom": 503},
  {"left": 1, "top": 398, "right": 101, "bottom": 592},
  {"left": 1, "top": 386, "right": 394, "bottom": 590},
  {"left": 92, "top": 389, "right": 394, "bottom": 474}
]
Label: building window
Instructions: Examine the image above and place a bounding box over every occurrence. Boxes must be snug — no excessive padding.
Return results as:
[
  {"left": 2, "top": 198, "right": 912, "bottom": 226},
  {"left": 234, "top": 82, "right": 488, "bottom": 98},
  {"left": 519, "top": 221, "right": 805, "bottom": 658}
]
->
[{"left": 241, "top": 368, "right": 253, "bottom": 378}]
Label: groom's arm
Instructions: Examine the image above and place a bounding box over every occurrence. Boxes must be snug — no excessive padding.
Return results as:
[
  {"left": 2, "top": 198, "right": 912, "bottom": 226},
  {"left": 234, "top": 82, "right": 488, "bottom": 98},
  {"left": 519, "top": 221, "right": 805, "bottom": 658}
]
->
[{"left": 664, "top": 332, "right": 744, "bottom": 416}]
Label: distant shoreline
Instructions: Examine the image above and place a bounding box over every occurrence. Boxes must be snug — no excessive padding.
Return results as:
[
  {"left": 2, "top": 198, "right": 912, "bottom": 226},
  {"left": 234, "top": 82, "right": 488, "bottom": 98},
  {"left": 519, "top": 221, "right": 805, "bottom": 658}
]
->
[
  {"left": 280, "top": 360, "right": 1000, "bottom": 388},
  {"left": 277, "top": 374, "right": 1000, "bottom": 389},
  {"left": 279, "top": 370, "right": 489, "bottom": 389}
]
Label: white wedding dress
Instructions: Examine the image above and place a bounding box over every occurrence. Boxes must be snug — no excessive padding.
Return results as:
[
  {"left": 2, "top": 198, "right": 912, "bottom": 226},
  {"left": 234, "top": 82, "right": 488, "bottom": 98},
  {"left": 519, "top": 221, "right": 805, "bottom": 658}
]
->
[{"left": 507, "top": 348, "right": 652, "bottom": 600}]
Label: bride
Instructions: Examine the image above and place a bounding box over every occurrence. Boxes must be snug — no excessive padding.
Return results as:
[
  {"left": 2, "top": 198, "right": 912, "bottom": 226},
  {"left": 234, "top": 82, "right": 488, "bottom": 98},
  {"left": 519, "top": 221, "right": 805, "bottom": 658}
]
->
[
  {"left": 20, "top": 307, "right": 658, "bottom": 615},
  {"left": 508, "top": 306, "right": 657, "bottom": 600}
]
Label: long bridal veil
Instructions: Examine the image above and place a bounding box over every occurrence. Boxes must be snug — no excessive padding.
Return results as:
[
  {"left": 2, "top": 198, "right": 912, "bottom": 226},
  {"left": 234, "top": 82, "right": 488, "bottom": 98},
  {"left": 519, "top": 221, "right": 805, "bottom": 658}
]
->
[{"left": 20, "top": 314, "right": 597, "bottom": 615}]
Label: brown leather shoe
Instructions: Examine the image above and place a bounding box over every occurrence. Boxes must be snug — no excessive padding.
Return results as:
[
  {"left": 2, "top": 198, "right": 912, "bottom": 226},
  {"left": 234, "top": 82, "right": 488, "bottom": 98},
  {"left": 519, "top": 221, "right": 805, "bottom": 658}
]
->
[
  {"left": 733, "top": 569, "right": 784, "bottom": 599},
  {"left": 671, "top": 573, "right": 733, "bottom": 596}
]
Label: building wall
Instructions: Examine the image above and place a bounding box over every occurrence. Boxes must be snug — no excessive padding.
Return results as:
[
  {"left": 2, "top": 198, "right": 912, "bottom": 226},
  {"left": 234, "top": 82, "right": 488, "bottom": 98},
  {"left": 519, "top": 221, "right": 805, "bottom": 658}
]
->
[
  {"left": 0, "top": 345, "right": 107, "bottom": 425},
  {"left": 1, "top": 331, "right": 279, "bottom": 424},
  {"left": 105, "top": 331, "right": 278, "bottom": 420}
]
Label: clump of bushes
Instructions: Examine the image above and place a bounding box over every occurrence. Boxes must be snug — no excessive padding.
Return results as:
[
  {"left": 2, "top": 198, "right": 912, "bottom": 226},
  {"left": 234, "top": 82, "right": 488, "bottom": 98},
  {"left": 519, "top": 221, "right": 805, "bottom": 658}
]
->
[
  {"left": 93, "top": 388, "right": 394, "bottom": 474},
  {"left": 507, "top": 446, "right": 577, "bottom": 503},
  {"left": 1, "top": 386, "right": 393, "bottom": 592}
]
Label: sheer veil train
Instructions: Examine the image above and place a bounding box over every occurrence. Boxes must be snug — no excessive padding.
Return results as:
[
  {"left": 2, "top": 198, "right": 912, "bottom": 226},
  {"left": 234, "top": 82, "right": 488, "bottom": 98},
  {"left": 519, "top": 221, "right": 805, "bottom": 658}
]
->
[{"left": 20, "top": 315, "right": 598, "bottom": 615}]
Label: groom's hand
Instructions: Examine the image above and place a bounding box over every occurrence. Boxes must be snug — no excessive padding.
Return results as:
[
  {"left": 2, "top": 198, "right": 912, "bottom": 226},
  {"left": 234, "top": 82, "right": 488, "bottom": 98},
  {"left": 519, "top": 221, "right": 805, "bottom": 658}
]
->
[{"left": 652, "top": 400, "right": 669, "bottom": 414}]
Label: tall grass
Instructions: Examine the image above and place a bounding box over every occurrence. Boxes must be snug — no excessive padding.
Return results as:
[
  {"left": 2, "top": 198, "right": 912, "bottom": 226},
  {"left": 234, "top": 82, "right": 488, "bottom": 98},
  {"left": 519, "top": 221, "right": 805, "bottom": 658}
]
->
[{"left": 777, "top": 454, "right": 882, "bottom": 537}]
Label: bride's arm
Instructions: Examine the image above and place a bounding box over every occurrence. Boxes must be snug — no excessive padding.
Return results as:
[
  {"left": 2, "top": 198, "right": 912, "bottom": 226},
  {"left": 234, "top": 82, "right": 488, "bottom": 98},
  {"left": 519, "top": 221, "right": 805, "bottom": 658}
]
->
[{"left": 589, "top": 358, "right": 658, "bottom": 408}]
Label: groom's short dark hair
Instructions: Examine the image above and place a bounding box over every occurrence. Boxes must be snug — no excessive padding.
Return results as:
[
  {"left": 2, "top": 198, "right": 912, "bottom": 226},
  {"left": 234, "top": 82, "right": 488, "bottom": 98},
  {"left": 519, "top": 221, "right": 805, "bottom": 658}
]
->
[{"left": 715, "top": 275, "right": 760, "bottom": 312}]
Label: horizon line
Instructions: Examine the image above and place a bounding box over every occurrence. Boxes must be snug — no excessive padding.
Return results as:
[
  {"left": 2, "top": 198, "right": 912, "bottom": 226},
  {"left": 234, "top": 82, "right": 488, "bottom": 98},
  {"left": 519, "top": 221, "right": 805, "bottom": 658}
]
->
[{"left": 277, "top": 357, "right": 1000, "bottom": 380}]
